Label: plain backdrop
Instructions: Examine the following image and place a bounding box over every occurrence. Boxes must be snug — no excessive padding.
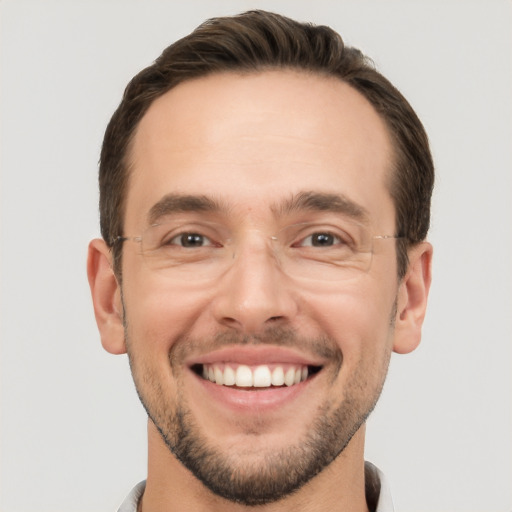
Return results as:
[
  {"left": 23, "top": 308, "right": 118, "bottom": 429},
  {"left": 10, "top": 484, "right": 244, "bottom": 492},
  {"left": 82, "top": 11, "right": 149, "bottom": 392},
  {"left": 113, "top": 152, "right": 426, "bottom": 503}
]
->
[{"left": 1, "top": 1, "right": 511, "bottom": 511}]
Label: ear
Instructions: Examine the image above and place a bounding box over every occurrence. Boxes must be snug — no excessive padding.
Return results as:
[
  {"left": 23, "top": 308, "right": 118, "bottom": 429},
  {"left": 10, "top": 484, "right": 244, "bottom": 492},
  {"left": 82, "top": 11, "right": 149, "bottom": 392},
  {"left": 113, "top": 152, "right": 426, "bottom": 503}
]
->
[
  {"left": 87, "top": 238, "right": 126, "bottom": 354},
  {"left": 393, "top": 242, "right": 433, "bottom": 354}
]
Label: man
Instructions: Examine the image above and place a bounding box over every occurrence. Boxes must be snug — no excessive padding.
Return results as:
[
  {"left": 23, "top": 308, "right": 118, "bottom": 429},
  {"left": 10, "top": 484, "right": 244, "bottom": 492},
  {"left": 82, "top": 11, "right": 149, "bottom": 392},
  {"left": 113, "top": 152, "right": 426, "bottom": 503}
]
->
[{"left": 87, "top": 10, "right": 433, "bottom": 512}]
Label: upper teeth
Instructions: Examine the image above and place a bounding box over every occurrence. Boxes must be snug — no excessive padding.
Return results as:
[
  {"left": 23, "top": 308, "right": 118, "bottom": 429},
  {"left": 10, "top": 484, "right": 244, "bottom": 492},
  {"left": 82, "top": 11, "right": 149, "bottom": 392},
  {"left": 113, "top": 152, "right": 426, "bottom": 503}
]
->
[{"left": 202, "top": 364, "right": 308, "bottom": 387}]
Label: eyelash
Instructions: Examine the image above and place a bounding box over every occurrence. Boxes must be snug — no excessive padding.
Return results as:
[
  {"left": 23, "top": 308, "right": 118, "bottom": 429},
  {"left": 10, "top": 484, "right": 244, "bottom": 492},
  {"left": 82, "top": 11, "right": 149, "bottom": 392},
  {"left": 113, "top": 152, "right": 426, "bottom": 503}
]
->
[
  {"left": 295, "top": 231, "right": 348, "bottom": 248},
  {"left": 162, "top": 229, "right": 352, "bottom": 250},
  {"left": 166, "top": 232, "right": 217, "bottom": 248}
]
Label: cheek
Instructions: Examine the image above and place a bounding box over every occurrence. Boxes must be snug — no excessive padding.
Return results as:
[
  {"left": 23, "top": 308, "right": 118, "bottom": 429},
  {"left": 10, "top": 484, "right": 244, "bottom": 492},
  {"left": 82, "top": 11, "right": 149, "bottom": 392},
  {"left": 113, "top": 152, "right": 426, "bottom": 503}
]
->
[
  {"left": 303, "top": 282, "right": 396, "bottom": 363},
  {"left": 122, "top": 274, "right": 214, "bottom": 356}
]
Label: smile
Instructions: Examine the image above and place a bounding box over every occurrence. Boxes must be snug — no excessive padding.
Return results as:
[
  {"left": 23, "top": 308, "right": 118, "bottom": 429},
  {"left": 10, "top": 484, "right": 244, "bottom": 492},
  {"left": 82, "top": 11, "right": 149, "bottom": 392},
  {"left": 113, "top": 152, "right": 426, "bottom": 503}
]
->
[
  {"left": 184, "top": 347, "right": 329, "bottom": 412},
  {"left": 193, "top": 362, "right": 322, "bottom": 388}
]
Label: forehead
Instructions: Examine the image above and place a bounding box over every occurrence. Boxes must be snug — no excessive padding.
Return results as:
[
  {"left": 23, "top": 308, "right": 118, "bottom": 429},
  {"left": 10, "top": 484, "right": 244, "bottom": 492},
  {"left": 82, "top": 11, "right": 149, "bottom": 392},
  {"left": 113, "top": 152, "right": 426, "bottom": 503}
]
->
[{"left": 125, "top": 70, "right": 395, "bottom": 230}]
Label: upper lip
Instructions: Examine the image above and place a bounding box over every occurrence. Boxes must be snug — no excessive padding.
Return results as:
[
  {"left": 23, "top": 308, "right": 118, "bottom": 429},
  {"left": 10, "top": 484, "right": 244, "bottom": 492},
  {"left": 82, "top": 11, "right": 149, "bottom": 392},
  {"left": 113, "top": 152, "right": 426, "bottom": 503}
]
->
[{"left": 185, "top": 345, "right": 326, "bottom": 368}]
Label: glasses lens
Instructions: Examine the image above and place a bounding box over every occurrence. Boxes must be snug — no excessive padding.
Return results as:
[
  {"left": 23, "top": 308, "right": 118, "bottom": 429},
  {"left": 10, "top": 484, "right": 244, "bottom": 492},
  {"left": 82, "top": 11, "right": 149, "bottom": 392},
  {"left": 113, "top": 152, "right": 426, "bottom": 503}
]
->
[
  {"left": 136, "top": 219, "right": 378, "bottom": 281},
  {"left": 139, "top": 220, "right": 231, "bottom": 279},
  {"left": 274, "top": 221, "right": 374, "bottom": 281}
]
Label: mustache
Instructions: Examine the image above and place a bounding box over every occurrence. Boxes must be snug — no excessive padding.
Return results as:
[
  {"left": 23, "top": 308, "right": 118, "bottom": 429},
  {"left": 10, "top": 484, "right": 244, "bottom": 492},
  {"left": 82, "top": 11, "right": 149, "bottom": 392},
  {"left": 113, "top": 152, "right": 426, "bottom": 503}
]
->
[{"left": 169, "top": 325, "right": 341, "bottom": 363}]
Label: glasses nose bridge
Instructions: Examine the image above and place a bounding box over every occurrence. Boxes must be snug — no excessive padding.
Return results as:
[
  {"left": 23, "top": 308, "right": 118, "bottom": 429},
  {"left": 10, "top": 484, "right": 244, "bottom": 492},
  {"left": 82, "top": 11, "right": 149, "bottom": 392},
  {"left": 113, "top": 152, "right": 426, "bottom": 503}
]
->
[
  {"left": 212, "top": 228, "right": 298, "bottom": 333},
  {"left": 229, "top": 228, "right": 281, "bottom": 268}
]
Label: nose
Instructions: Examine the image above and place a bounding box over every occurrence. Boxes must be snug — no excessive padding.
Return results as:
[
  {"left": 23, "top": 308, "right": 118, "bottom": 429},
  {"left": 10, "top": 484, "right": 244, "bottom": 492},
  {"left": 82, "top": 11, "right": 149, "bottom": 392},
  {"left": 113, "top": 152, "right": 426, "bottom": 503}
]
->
[{"left": 211, "top": 235, "right": 298, "bottom": 334}]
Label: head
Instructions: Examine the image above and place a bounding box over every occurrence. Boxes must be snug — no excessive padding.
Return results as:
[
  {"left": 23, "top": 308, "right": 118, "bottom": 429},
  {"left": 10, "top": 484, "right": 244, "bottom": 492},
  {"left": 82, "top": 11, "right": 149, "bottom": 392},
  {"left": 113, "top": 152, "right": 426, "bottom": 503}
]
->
[
  {"left": 89, "top": 10, "right": 433, "bottom": 507},
  {"left": 99, "top": 10, "right": 433, "bottom": 280}
]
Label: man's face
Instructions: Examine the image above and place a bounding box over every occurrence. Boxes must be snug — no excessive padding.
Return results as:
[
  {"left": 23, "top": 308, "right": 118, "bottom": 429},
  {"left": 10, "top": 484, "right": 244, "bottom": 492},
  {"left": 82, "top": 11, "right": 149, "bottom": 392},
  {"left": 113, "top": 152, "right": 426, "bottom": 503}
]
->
[{"left": 120, "top": 71, "right": 401, "bottom": 504}]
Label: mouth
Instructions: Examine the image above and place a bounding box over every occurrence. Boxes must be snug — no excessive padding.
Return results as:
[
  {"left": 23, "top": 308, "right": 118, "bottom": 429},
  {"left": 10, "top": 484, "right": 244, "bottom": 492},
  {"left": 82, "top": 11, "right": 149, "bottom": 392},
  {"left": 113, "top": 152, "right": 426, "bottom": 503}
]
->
[
  {"left": 191, "top": 362, "right": 322, "bottom": 389},
  {"left": 184, "top": 347, "right": 329, "bottom": 412}
]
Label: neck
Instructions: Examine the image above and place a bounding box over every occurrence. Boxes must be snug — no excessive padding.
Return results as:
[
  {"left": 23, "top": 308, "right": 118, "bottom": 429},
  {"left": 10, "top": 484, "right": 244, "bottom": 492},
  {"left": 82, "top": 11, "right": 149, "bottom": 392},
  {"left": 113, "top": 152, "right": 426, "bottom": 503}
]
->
[{"left": 140, "top": 421, "right": 370, "bottom": 512}]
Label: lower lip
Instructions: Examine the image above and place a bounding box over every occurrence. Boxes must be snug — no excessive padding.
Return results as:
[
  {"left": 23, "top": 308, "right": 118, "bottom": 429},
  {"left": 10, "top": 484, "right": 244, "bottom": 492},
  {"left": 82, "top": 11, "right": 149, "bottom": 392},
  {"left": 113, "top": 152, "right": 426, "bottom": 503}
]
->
[{"left": 188, "top": 369, "right": 315, "bottom": 413}]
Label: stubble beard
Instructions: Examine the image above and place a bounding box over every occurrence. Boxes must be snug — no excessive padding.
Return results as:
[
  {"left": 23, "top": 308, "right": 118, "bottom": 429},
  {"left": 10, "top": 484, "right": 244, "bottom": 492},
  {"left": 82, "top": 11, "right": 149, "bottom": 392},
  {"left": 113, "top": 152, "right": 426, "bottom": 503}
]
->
[{"left": 124, "top": 321, "right": 393, "bottom": 507}]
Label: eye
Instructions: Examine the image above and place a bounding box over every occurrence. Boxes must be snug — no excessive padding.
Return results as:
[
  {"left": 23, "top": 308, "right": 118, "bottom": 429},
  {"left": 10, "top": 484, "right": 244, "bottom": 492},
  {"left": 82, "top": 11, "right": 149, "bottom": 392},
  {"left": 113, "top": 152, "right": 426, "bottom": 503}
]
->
[
  {"left": 298, "top": 232, "right": 346, "bottom": 248},
  {"left": 168, "top": 232, "right": 215, "bottom": 248}
]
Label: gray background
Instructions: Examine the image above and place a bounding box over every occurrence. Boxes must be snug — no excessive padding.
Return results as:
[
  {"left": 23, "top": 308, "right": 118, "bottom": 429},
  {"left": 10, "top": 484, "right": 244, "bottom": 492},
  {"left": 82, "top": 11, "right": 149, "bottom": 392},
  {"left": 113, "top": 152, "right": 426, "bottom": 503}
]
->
[{"left": 1, "top": 1, "right": 511, "bottom": 510}]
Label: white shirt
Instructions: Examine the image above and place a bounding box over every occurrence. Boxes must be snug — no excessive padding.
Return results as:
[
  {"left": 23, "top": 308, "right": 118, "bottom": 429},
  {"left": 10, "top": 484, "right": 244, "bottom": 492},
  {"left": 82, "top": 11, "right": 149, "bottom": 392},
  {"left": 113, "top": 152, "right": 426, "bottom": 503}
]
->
[{"left": 117, "top": 462, "right": 394, "bottom": 512}]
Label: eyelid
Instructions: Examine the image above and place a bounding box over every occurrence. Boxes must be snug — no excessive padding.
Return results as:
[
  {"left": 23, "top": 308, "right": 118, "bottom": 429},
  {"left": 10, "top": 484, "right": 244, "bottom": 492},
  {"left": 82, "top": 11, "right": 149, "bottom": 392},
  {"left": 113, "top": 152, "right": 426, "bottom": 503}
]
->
[
  {"left": 147, "top": 220, "right": 228, "bottom": 249},
  {"left": 295, "top": 231, "right": 346, "bottom": 247},
  {"left": 145, "top": 218, "right": 366, "bottom": 247},
  {"left": 283, "top": 223, "right": 358, "bottom": 246},
  {"left": 168, "top": 231, "right": 217, "bottom": 247}
]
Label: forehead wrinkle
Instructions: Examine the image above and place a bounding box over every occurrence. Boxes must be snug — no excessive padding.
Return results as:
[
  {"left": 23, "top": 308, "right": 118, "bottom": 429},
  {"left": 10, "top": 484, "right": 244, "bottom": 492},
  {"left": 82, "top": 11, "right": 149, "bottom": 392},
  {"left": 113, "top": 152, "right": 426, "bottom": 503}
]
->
[
  {"left": 271, "top": 191, "right": 370, "bottom": 224},
  {"left": 147, "top": 194, "right": 229, "bottom": 225}
]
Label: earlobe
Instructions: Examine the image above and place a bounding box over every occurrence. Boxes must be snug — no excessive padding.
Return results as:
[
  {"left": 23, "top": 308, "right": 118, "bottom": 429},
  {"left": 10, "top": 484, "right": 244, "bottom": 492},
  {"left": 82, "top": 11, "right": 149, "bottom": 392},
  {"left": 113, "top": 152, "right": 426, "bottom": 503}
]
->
[
  {"left": 87, "top": 238, "right": 126, "bottom": 355},
  {"left": 393, "top": 242, "right": 433, "bottom": 354}
]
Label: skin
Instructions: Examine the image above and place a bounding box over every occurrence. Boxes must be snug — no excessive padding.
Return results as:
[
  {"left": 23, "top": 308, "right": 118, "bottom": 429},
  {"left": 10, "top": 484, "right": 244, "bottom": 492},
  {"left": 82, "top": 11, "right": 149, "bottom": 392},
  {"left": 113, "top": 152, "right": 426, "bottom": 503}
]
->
[{"left": 88, "top": 70, "right": 432, "bottom": 512}]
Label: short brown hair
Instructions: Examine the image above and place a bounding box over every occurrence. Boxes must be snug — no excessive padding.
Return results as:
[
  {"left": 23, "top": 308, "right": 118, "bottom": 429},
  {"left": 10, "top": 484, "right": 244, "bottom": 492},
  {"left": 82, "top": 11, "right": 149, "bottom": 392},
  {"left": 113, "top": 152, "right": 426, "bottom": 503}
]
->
[{"left": 99, "top": 10, "right": 434, "bottom": 278}]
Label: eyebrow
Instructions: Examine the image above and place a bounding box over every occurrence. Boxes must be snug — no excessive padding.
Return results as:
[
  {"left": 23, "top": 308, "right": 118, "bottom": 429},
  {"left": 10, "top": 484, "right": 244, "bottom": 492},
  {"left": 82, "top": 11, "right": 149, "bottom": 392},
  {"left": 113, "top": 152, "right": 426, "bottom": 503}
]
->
[
  {"left": 148, "top": 194, "right": 224, "bottom": 224},
  {"left": 147, "top": 190, "right": 369, "bottom": 225},
  {"left": 273, "top": 191, "right": 369, "bottom": 222}
]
